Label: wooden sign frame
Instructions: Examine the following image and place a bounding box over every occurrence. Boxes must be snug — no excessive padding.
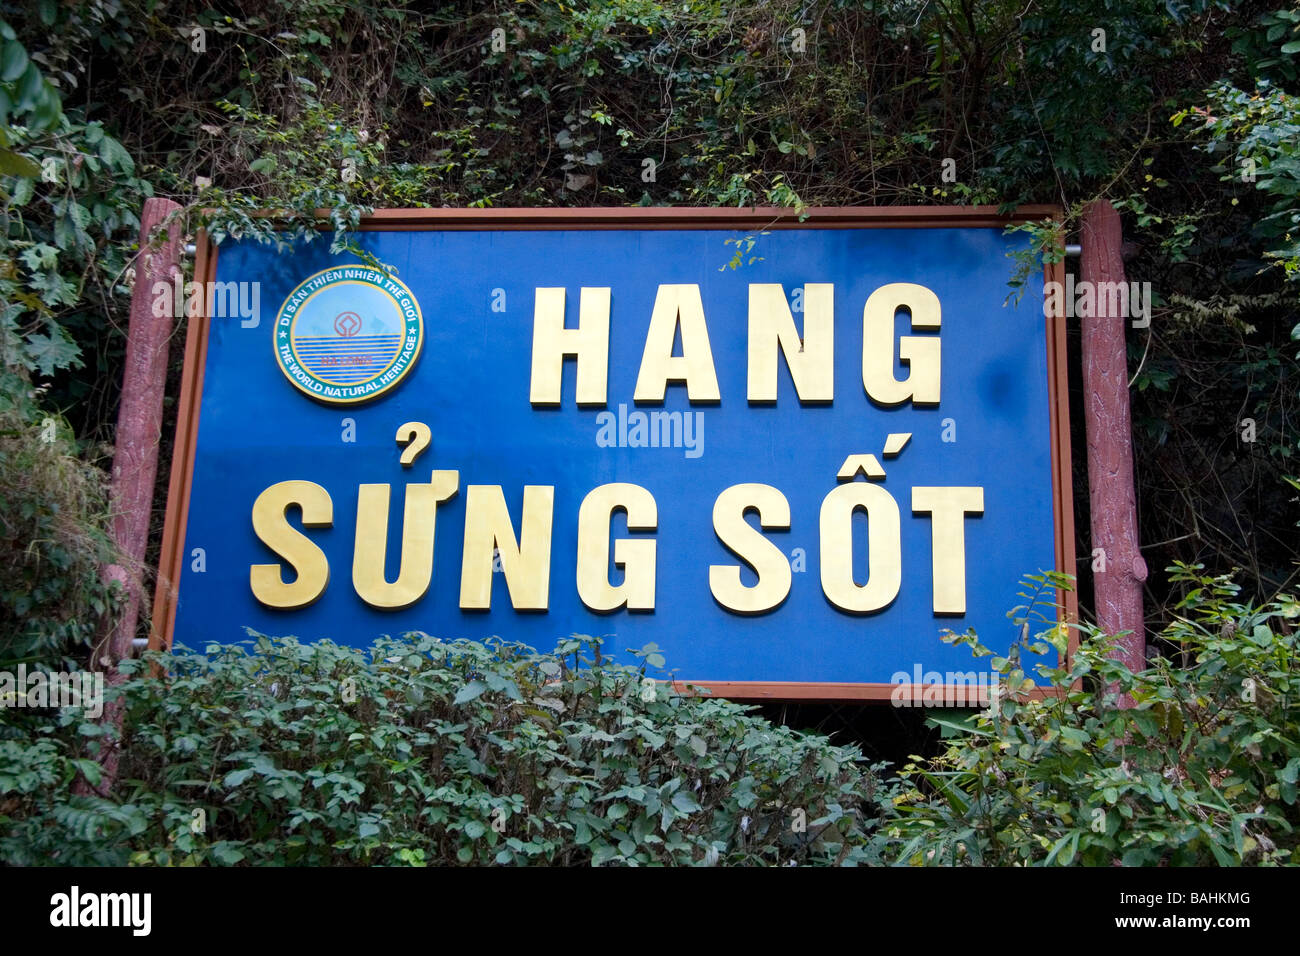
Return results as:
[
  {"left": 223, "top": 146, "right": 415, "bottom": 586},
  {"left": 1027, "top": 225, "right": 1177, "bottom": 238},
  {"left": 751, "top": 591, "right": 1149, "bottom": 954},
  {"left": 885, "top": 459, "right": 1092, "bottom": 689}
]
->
[{"left": 150, "top": 205, "right": 1076, "bottom": 703}]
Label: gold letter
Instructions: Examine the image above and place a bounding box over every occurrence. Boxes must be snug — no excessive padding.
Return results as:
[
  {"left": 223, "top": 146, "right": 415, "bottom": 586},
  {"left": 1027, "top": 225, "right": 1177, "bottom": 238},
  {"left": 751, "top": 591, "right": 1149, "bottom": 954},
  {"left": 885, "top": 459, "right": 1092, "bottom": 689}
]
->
[
  {"left": 862, "top": 282, "right": 941, "bottom": 406},
  {"left": 747, "top": 283, "right": 833, "bottom": 403},
  {"left": 250, "top": 480, "right": 333, "bottom": 609},
  {"left": 529, "top": 287, "right": 610, "bottom": 406},
  {"left": 912, "top": 486, "right": 984, "bottom": 614},
  {"left": 633, "top": 284, "right": 720, "bottom": 403},
  {"left": 710, "top": 484, "right": 792, "bottom": 614},
  {"left": 352, "top": 471, "right": 459, "bottom": 610},
  {"left": 819, "top": 482, "right": 901, "bottom": 613},
  {"left": 576, "top": 483, "right": 658, "bottom": 611},
  {"left": 460, "top": 485, "right": 554, "bottom": 610}
]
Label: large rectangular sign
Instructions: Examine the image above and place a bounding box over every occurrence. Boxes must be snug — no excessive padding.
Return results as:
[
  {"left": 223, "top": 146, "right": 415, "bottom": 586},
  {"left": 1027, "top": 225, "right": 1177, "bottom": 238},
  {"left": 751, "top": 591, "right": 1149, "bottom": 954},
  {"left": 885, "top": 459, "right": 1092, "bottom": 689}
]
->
[{"left": 153, "top": 207, "right": 1075, "bottom": 700}]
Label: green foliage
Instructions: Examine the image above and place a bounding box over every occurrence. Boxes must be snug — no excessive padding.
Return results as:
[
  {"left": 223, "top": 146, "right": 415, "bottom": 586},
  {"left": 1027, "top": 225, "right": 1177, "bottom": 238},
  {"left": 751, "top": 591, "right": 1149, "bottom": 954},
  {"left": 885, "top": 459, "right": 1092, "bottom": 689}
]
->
[
  {"left": 1, "top": 0, "right": 1299, "bottom": 869},
  {"left": 1177, "top": 80, "right": 1300, "bottom": 282},
  {"left": 1, "top": 16, "right": 148, "bottom": 386},
  {"left": 881, "top": 567, "right": 1300, "bottom": 866},
  {"left": 7, "top": 574, "right": 1297, "bottom": 868},
  {"left": 1002, "top": 216, "right": 1067, "bottom": 305},
  {"left": 0, "top": 17, "right": 62, "bottom": 135},
  {"left": 0, "top": 633, "right": 894, "bottom": 866},
  {"left": 197, "top": 98, "right": 377, "bottom": 256},
  {"left": 1225, "top": 5, "right": 1300, "bottom": 85},
  {"left": 0, "top": 366, "right": 121, "bottom": 671},
  {"left": 0, "top": 19, "right": 139, "bottom": 668}
]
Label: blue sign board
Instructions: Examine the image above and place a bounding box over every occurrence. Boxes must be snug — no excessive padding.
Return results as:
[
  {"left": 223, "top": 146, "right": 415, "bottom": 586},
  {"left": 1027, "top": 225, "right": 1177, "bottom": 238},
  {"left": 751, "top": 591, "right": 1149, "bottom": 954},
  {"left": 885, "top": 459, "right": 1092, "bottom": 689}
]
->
[{"left": 159, "top": 209, "right": 1073, "bottom": 699}]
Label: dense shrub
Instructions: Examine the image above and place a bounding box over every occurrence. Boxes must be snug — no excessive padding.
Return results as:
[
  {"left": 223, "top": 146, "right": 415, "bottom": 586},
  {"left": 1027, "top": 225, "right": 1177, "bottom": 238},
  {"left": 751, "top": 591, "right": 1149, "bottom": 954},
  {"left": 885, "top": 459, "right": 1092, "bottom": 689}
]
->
[
  {"left": 0, "top": 633, "right": 892, "bottom": 866},
  {"left": 2, "top": 18, "right": 136, "bottom": 669},
  {"left": 3, "top": 564, "right": 1297, "bottom": 866},
  {"left": 0, "top": 365, "right": 121, "bottom": 671},
  {"left": 883, "top": 566, "right": 1300, "bottom": 866}
]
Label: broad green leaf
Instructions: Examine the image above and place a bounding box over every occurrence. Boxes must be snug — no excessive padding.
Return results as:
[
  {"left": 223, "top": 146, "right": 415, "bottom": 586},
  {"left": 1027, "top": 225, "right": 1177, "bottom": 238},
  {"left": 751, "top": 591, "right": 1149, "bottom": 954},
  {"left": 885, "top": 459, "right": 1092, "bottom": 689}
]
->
[
  {"left": 0, "top": 147, "right": 37, "bottom": 177},
  {"left": 453, "top": 680, "right": 485, "bottom": 704},
  {"left": 1, "top": 40, "right": 28, "bottom": 82},
  {"left": 670, "top": 790, "right": 701, "bottom": 814}
]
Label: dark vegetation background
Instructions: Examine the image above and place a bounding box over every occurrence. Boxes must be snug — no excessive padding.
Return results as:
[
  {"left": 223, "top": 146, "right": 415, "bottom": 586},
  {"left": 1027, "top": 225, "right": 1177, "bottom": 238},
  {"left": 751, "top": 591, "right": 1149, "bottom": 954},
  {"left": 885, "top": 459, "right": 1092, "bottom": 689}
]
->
[{"left": 1, "top": 0, "right": 1299, "bottom": 865}]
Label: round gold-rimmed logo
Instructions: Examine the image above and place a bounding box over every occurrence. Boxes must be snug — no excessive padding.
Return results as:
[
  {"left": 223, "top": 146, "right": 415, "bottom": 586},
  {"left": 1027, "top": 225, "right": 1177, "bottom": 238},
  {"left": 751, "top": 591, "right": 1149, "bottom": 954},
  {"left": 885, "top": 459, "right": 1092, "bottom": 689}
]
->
[{"left": 273, "top": 266, "right": 423, "bottom": 404}]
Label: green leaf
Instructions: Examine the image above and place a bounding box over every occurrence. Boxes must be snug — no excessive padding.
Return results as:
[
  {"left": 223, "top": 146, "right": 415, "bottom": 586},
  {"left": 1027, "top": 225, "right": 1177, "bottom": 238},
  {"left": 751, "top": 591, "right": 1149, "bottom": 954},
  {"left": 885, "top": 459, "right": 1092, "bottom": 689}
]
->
[
  {"left": 97, "top": 135, "right": 134, "bottom": 173},
  {"left": 671, "top": 790, "right": 701, "bottom": 814},
  {"left": 24, "top": 325, "right": 81, "bottom": 376},
  {"left": 1059, "top": 832, "right": 1079, "bottom": 865},
  {"left": 926, "top": 717, "right": 995, "bottom": 739},
  {"left": 16, "top": 63, "right": 43, "bottom": 109},
  {"left": 210, "top": 843, "right": 246, "bottom": 865},
  {"left": 31, "top": 85, "right": 60, "bottom": 129},
  {"left": 453, "top": 680, "right": 485, "bottom": 704},
  {"left": 10, "top": 174, "right": 34, "bottom": 205},
  {"left": 0, "top": 147, "right": 38, "bottom": 177},
  {"left": 1, "top": 40, "right": 29, "bottom": 83},
  {"left": 73, "top": 758, "right": 102, "bottom": 788},
  {"left": 223, "top": 769, "right": 254, "bottom": 787}
]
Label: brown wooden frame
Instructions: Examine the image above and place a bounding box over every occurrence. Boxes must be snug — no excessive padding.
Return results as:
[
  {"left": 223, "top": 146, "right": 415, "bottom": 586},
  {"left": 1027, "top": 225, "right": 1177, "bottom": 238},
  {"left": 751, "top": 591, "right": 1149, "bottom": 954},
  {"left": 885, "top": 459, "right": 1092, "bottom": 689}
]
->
[{"left": 150, "top": 205, "right": 1077, "bottom": 704}]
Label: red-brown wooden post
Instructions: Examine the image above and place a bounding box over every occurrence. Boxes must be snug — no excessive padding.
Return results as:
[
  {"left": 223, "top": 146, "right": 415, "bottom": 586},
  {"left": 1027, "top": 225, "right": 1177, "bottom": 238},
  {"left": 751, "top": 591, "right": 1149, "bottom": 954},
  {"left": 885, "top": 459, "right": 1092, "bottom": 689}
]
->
[
  {"left": 85, "top": 197, "right": 182, "bottom": 793},
  {"left": 1079, "top": 199, "right": 1147, "bottom": 702}
]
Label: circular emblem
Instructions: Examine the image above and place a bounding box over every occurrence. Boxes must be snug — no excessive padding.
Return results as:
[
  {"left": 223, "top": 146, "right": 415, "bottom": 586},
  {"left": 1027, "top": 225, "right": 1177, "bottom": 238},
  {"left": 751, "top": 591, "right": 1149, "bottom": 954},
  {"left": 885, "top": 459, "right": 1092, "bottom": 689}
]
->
[{"left": 273, "top": 267, "right": 423, "bottom": 404}]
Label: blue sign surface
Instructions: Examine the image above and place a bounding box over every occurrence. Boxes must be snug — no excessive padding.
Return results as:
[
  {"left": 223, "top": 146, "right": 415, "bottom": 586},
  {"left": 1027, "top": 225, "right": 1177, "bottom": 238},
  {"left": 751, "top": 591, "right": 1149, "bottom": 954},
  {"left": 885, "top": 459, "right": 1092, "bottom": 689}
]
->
[{"left": 172, "top": 221, "right": 1065, "bottom": 690}]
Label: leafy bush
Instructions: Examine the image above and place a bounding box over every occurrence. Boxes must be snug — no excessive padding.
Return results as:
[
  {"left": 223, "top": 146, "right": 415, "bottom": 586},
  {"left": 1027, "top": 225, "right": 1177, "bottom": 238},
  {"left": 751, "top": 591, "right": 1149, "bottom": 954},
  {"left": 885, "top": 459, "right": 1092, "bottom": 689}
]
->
[
  {"left": 1177, "top": 79, "right": 1300, "bottom": 283},
  {"left": 0, "top": 366, "right": 121, "bottom": 670},
  {"left": 0, "top": 632, "right": 893, "bottom": 866},
  {"left": 882, "top": 566, "right": 1300, "bottom": 866},
  {"left": 5, "top": 567, "right": 1298, "bottom": 867},
  {"left": 1, "top": 19, "right": 134, "bottom": 669}
]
